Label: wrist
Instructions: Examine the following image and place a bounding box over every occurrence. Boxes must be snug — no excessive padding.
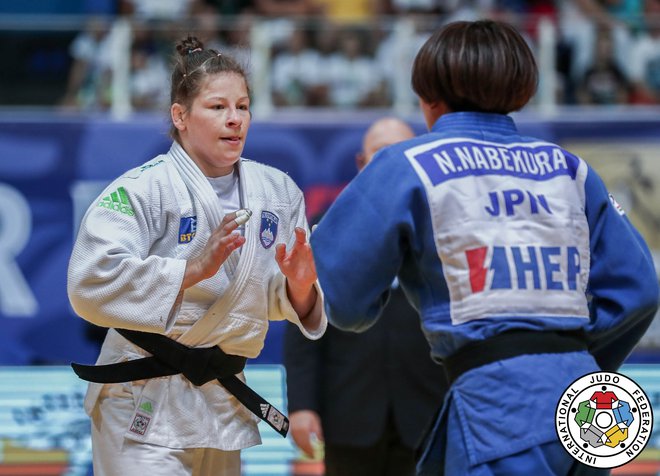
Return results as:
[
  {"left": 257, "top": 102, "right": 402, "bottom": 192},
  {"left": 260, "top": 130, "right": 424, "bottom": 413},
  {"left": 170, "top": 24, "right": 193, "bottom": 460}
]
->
[
  {"left": 286, "top": 279, "right": 314, "bottom": 298},
  {"left": 182, "top": 258, "right": 205, "bottom": 289}
]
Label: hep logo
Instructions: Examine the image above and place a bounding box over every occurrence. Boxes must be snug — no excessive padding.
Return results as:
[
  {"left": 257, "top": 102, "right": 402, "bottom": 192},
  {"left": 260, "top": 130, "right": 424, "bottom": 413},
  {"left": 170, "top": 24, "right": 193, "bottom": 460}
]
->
[{"left": 465, "top": 245, "right": 581, "bottom": 293}]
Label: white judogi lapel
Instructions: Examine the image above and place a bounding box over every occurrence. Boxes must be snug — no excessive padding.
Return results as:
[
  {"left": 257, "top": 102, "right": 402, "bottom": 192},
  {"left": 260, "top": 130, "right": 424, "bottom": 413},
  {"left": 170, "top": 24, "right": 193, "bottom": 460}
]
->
[{"left": 169, "top": 143, "right": 258, "bottom": 347}]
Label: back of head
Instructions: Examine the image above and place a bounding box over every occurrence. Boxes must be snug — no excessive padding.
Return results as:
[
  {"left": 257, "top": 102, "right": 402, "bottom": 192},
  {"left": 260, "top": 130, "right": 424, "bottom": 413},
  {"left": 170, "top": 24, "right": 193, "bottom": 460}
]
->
[
  {"left": 411, "top": 20, "right": 538, "bottom": 114},
  {"left": 360, "top": 117, "right": 415, "bottom": 170},
  {"left": 169, "top": 35, "right": 249, "bottom": 140}
]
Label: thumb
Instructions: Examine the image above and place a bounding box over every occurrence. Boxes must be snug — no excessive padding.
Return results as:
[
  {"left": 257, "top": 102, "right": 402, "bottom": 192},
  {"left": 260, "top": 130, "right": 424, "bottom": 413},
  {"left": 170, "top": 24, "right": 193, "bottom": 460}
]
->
[
  {"left": 312, "top": 418, "right": 324, "bottom": 442},
  {"left": 292, "top": 428, "right": 315, "bottom": 458}
]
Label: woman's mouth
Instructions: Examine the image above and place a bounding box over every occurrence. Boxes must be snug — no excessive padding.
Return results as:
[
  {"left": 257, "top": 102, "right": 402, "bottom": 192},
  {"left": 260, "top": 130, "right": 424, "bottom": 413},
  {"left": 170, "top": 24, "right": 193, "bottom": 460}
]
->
[{"left": 221, "top": 136, "right": 241, "bottom": 145}]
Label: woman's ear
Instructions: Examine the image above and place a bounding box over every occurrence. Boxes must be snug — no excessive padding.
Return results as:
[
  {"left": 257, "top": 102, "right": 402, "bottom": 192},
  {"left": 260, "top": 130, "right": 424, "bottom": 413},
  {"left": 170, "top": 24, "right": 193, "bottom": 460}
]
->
[
  {"left": 171, "top": 103, "right": 186, "bottom": 132},
  {"left": 419, "top": 99, "right": 450, "bottom": 130}
]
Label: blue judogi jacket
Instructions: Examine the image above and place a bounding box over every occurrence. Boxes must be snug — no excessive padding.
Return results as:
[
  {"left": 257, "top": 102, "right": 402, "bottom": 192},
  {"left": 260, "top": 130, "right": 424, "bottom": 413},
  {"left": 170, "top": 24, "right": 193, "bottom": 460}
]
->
[{"left": 311, "top": 112, "right": 658, "bottom": 473}]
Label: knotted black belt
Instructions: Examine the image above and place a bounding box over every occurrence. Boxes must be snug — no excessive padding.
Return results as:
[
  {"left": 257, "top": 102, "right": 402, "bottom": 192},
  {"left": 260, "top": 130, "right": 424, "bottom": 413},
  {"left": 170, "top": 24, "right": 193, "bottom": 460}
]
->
[
  {"left": 71, "top": 328, "right": 289, "bottom": 437},
  {"left": 442, "top": 330, "right": 588, "bottom": 385}
]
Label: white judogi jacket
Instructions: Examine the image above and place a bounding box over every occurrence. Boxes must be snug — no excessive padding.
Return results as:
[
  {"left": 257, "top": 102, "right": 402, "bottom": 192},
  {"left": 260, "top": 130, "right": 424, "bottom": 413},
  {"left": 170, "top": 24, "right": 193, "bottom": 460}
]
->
[{"left": 68, "top": 142, "right": 327, "bottom": 450}]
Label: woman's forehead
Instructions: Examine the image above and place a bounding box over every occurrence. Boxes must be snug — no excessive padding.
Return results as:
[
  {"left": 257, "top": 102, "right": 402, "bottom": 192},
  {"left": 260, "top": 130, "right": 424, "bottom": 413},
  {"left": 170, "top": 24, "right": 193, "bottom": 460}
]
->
[{"left": 198, "top": 72, "right": 248, "bottom": 96}]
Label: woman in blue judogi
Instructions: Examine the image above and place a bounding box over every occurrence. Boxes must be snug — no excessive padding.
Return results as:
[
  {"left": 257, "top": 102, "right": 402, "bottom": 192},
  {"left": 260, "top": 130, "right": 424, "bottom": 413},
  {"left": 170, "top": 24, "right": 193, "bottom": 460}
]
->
[{"left": 310, "top": 20, "right": 658, "bottom": 476}]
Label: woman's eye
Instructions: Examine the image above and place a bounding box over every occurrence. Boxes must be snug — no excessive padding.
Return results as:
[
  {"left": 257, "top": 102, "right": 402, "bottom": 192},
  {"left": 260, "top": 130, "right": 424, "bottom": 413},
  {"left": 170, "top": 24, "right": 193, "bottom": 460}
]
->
[
  {"left": 212, "top": 105, "right": 224, "bottom": 110},
  {"left": 238, "top": 105, "right": 249, "bottom": 111}
]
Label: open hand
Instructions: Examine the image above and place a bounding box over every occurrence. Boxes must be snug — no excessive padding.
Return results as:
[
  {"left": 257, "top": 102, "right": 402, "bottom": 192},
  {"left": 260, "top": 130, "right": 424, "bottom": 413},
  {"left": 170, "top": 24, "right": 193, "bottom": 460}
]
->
[
  {"left": 182, "top": 211, "right": 246, "bottom": 289},
  {"left": 275, "top": 227, "right": 317, "bottom": 292}
]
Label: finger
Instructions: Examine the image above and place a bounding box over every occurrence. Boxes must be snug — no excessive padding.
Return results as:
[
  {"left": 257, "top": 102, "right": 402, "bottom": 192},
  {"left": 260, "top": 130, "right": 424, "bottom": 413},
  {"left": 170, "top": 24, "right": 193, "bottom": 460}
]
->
[
  {"left": 274, "top": 243, "right": 286, "bottom": 265},
  {"left": 225, "top": 233, "right": 246, "bottom": 250},
  {"left": 234, "top": 208, "right": 252, "bottom": 226},
  {"left": 216, "top": 233, "right": 245, "bottom": 258},
  {"left": 294, "top": 433, "right": 314, "bottom": 458},
  {"left": 294, "top": 227, "right": 307, "bottom": 244},
  {"left": 312, "top": 421, "right": 324, "bottom": 442},
  {"left": 221, "top": 212, "right": 236, "bottom": 226},
  {"left": 220, "top": 209, "right": 251, "bottom": 232},
  {"left": 217, "top": 217, "right": 240, "bottom": 236}
]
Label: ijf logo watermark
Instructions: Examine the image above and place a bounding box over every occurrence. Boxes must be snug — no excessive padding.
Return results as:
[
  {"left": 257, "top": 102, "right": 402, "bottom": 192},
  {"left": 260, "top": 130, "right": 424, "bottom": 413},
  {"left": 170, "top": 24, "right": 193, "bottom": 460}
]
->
[{"left": 555, "top": 371, "right": 653, "bottom": 468}]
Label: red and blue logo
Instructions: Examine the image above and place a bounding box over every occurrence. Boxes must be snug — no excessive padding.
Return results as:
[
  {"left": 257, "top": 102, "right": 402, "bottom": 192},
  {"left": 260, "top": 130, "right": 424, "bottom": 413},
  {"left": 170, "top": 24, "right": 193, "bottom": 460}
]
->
[{"left": 465, "top": 245, "right": 580, "bottom": 293}]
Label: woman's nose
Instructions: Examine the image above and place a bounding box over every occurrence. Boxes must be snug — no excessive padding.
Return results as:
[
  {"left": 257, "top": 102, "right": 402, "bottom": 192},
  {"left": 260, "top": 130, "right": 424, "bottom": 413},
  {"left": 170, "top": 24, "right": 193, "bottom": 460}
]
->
[{"left": 226, "top": 108, "right": 242, "bottom": 126}]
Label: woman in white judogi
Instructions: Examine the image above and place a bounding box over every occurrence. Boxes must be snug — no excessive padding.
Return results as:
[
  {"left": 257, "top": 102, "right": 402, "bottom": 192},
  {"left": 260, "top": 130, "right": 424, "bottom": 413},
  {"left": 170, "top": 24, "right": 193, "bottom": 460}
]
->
[{"left": 67, "top": 36, "right": 327, "bottom": 476}]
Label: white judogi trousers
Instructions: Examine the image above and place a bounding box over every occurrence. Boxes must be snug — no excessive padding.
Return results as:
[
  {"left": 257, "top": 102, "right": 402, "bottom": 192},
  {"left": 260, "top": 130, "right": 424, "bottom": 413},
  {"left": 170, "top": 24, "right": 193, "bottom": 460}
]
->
[{"left": 91, "top": 383, "right": 241, "bottom": 476}]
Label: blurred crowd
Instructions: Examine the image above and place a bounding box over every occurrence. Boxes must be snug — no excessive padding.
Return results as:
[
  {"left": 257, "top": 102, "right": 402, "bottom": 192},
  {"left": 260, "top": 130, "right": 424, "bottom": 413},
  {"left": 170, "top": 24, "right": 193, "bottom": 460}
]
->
[{"left": 4, "top": 0, "right": 660, "bottom": 112}]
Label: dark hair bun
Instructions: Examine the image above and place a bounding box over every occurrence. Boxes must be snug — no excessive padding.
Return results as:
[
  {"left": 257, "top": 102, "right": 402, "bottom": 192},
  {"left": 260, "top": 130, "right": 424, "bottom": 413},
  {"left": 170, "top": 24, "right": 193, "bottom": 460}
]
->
[{"left": 176, "top": 35, "right": 205, "bottom": 56}]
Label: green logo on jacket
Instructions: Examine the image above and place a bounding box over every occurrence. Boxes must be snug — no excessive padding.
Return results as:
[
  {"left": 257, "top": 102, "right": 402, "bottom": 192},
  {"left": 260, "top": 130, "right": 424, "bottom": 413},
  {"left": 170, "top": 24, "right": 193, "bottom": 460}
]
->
[{"left": 98, "top": 186, "right": 135, "bottom": 216}]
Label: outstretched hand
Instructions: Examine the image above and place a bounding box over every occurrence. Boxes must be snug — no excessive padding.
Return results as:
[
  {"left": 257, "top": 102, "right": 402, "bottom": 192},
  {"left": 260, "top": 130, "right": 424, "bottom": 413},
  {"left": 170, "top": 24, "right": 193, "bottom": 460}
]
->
[
  {"left": 275, "top": 227, "right": 318, "bottom": 318},
  {"left": 275, "top": 227, "right": 317, "bottom": 292}
]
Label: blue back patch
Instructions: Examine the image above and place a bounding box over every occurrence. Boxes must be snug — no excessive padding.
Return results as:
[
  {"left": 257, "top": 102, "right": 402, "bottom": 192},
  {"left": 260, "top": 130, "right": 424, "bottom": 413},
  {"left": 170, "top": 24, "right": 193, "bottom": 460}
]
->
[
  {"left": 178, "top": 216, "right": 197, "bottom": 244},
  {"left": 260, "top": 211, "right": 279, "bottom": 249}
]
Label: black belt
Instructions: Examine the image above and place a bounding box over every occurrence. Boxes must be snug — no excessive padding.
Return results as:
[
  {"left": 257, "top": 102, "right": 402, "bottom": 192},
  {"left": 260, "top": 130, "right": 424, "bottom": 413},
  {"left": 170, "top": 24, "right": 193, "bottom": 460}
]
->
[
  {"left": 71, "top": 328, "right": 289, "bottom": 437},
  {"left": 442, "top": 330, "right": 588, "bottom": 385}
]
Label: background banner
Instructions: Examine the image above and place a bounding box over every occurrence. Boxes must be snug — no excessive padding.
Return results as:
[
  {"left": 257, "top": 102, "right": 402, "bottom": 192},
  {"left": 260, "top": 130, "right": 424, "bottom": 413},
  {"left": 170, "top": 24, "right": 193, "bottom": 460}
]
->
[{"left": 1, "top": 114, "right": 659, "bottom": 365}]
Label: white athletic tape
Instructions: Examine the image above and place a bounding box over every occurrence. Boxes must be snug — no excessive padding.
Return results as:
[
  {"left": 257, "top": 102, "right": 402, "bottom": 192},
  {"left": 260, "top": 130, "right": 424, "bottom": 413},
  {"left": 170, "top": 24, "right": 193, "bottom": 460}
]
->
[{"left": 234, "top": 208, "right": 252, "bottom": 226}]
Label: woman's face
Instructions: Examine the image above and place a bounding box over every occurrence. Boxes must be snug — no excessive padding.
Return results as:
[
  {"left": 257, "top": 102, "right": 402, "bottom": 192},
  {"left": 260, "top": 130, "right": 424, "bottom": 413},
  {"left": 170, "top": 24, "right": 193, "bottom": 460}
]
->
[{"left": 174, "top": 72, "right": 251, "bottom": 177}]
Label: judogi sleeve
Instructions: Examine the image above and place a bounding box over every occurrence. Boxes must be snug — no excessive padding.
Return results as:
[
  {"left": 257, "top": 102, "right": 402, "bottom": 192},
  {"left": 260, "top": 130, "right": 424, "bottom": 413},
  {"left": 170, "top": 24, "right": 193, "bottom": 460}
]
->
[
  {"left": 311, "top": 150, "right": 422, "bottom": 332},
  {"left": 582, "top": 164, "right": 659, "bottom": 370},
  {"left": 67, "top": 177, "right": 186, "bottom": 334}
]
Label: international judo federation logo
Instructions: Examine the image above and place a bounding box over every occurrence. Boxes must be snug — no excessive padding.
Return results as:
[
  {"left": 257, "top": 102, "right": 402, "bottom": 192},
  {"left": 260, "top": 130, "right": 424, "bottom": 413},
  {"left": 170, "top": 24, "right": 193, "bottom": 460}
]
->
[
  {"left": 260, "top": 211, "right": 278, "bottom": 249},
  {"left": 555, "top": 371, "right": 653, "bottom": 468}
]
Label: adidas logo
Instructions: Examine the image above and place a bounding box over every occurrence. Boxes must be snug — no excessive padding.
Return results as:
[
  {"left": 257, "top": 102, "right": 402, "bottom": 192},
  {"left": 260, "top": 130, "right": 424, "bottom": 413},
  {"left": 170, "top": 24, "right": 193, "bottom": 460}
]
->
[
  {"left": 98, "top": 186, "right": 135, "bottom": 217},
  {"left": 260, "top": 403, "right": 270, "bottom": 418},
  {"left": 139, "top": 401, "right": 153, "bottom": 414}
]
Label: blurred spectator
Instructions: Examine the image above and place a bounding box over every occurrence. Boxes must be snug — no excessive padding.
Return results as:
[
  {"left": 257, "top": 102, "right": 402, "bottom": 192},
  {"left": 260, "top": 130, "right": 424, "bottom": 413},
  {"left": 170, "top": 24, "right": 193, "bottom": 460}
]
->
[
  {"left": 253, "top": 0, "right": 323, "bottom": 48},
  {"left": 305, "top": 21, "right": 339, "bottom": 105},
  {"left": 558, "top": 0, "right": 638, "bottom": 88},
  {"left": 576, "top": 28, "right": 629, "bottom": 105},
  {"left": 201, "top": 0, "right": 256, "bottom": 15},
  {"left": 491, "top": 0, "right": 558, "bottom": 41},
  {"left": 129, "top": 33, "right": 169, "bottom": 111},
  {"left": 628, "top": 0, "right": 660, "bottom": 104},
  {"left": 387, "top": 0, "right": 486, "bottom": 19},
  {"left": 60, "top": 17, "right": 114, "bottom": 110},
  {"left": 314, "top": 0, "right": 387, "bottom": 23},
  {"left": 224, "top": 14, "right": 254, "bottom": 70},
  {"left": 271, "top": 27, "right": 323, "bottom": 106},
  {"left": 254, "top": 0, "right": 321, "bottom": 15},
  {"left": 118, "top": 0, "right": 197, "bottom": 20},
  {"left": 326, "top": 27, "right": 387, "bottom": 108},
  {"left": 375, "top": 13, "right": 433, "bottom": 108},
  {"left": 191, "top": 11, "right": 253, "bottom": 70}
]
